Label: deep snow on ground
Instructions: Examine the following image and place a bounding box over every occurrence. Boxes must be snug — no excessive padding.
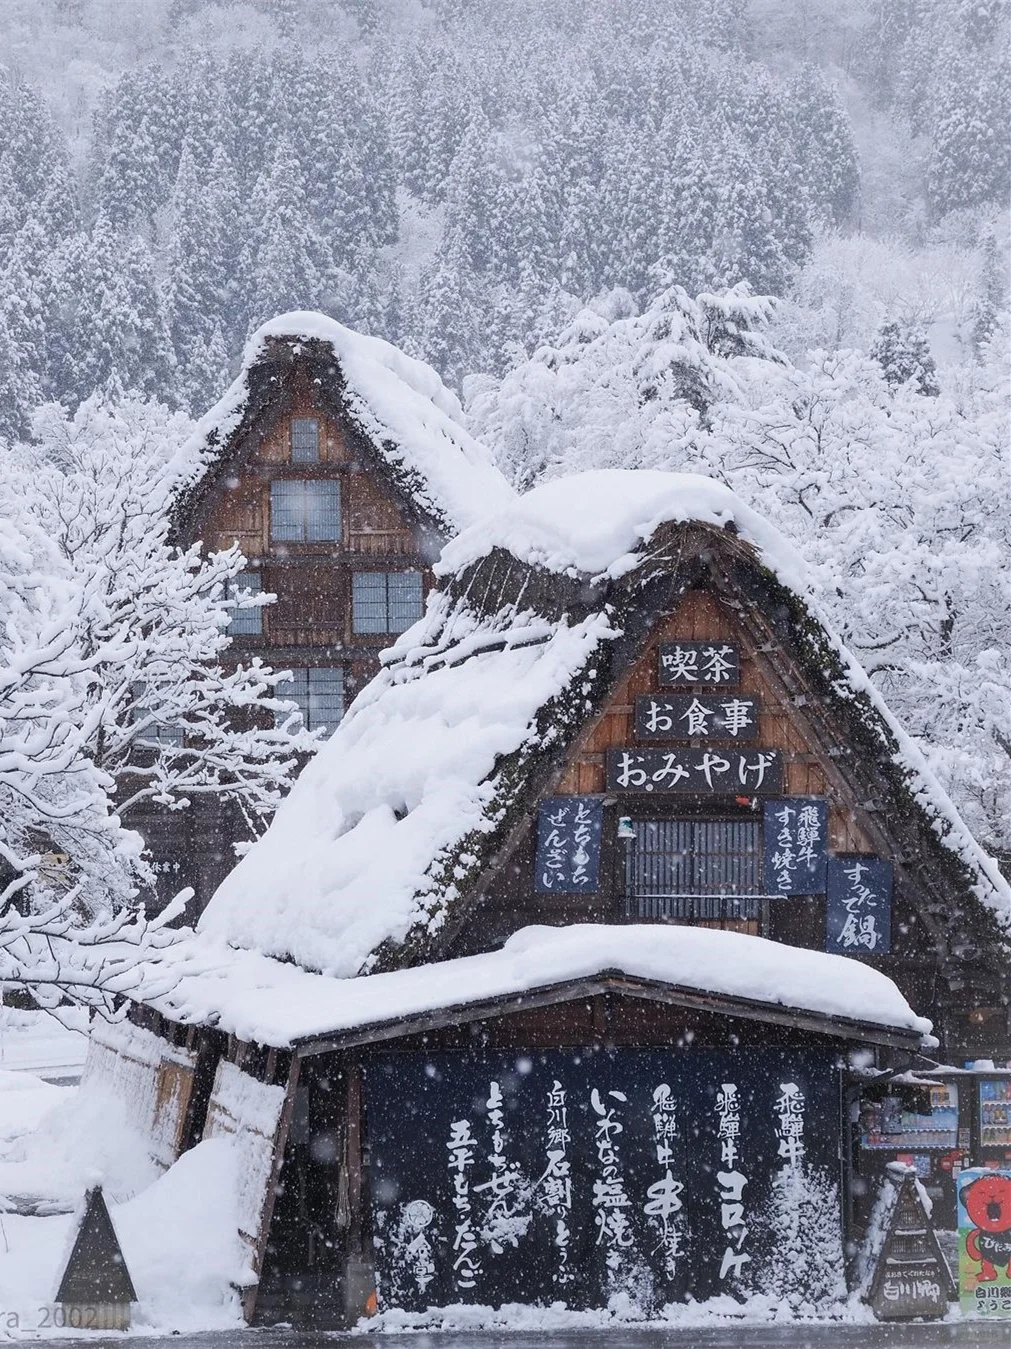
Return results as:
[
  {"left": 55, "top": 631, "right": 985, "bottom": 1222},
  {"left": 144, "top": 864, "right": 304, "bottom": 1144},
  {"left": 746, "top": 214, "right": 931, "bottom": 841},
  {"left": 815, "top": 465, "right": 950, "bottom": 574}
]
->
[
  {"left": 0, "top": 1023, "right": 248, "bottom": 1335},
  {"left": 0, "top": 1007, "right": 89, "bottom": 1082}
]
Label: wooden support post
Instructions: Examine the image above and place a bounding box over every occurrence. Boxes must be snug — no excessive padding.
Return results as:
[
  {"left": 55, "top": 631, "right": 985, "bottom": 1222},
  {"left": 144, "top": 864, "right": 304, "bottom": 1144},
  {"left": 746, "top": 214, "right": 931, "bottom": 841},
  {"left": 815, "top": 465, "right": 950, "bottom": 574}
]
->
[
  {"left": 343, "top": 1058, "right": 373, "bottom": 1324},
  {"left": 242, "top": 1053, "right": 301, "bottom": 1325}
]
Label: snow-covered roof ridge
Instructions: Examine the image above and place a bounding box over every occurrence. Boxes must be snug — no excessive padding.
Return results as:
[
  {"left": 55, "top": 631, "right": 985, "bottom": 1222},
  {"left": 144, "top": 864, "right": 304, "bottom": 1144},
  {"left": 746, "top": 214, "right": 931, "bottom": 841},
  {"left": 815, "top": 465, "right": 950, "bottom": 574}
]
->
[
  {"left": 153, "top": 925, "right": 935, "bottom": 1050},
  {"left": 173, "top": 310, "right": 514, "bottom": 534},
  {"left": 437, "top": 469, "right": 808, "bottom": 585},
  {"left": 199, "top": 468, "right": 1010, "bottom": 979}
]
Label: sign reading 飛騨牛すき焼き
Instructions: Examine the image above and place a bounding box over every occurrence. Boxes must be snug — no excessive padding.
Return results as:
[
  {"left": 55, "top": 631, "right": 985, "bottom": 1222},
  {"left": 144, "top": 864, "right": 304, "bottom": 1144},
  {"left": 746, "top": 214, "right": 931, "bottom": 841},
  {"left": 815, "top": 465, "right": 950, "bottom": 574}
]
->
[
  {"left": 635, "top": 694, "right": 759, "bottom": 741},
  {"left": 763, "top": 799, "right": 828, "bottom": 895},
  {"left": 607, "top": 747, "right": 782, "bottom": 795},
  {"left": 534, "top": 796, "right": 604, "bottom": 893},
  {"left": 826, "top": 857, "right": 892, "bottom": 955},
  {"left": 659, "top": 643, "right": 739, "bottom": 687}
]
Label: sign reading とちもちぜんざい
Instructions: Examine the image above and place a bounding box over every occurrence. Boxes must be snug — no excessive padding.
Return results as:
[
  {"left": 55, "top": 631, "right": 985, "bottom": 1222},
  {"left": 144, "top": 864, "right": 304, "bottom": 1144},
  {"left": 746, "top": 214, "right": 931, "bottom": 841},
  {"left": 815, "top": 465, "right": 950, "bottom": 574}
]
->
[{"left": 534, "top": 797, "right": 604, "bottom": 893}]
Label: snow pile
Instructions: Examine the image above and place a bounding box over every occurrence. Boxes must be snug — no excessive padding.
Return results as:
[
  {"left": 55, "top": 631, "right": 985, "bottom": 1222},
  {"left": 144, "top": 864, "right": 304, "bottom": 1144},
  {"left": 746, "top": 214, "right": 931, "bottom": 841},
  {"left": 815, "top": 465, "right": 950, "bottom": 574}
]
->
[
  {"left": 181, "top": 310, "right": 514, "bottom": 532},
  {"left": 156, "top": 924, "right": 933, "bottom": 1049},
  {"left": 438, "top": 468, "right": 808, "bottom": 588},
  {"left": 0, "top": 1070, "right": 158, "bottom": 1211},
  {"left": 0, "top": 1137, "right": 247, "bottom": 1334},
  {"left": 0, "top": 1069, "right": 70, "bottom": 1151},
  {"left": 200, "top": 602, "right": 614, "bottom": 975}
]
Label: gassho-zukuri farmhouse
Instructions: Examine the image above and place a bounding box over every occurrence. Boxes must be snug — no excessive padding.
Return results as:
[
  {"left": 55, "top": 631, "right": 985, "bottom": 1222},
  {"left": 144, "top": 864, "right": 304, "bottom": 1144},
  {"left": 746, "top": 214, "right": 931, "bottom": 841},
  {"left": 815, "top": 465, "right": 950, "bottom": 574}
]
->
[{"left": 85, "top": 337, "right": 1011, "bottom": 1327}]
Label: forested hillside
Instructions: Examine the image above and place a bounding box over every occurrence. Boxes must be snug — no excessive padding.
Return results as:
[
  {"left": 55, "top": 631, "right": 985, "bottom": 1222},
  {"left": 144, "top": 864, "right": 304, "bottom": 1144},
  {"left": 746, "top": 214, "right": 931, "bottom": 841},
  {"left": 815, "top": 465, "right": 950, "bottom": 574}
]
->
[{"left": 0, "top": 0, "right": 1006, "bottom": 424}]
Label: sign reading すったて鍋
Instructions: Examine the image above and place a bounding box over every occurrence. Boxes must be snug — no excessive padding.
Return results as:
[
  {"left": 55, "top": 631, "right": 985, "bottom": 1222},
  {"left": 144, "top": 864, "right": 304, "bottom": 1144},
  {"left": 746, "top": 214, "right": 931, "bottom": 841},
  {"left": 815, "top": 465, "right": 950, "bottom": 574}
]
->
[
  {"left": 825, "top": 856, "right": 892, "bottom": 955},
  {"left": 606, "top": 747, "right": 783, "bottom": 794},
  {"left": 534, "top": 797, "right": 604, "bottom": 893},
  {"left": 658, "top": 642, "right": 740, "bottom": 687}
]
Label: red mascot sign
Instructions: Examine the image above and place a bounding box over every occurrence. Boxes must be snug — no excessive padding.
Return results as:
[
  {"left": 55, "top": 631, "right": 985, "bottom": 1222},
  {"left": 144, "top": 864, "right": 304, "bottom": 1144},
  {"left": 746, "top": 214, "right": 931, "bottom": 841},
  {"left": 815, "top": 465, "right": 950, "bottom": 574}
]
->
[{"left": 957, "top": 1169, "right": 1011, "bottom": 1318}]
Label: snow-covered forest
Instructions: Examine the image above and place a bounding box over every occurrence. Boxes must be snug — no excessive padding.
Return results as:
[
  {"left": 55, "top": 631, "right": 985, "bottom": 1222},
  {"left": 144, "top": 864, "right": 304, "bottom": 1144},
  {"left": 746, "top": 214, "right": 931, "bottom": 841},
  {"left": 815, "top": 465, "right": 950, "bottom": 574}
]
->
[{"left": 0, "top": 0, "right": 1007, "bottom": 912}]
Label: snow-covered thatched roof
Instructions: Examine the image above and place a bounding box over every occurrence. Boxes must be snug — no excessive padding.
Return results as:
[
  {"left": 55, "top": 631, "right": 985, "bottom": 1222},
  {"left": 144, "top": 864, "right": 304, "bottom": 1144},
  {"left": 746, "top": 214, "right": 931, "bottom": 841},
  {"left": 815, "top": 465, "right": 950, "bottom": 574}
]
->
[
  {"left": 172, "top": 311, "right": 513, "bottom": 536},
  {"left": 198, "top": 469, "right": 1011, "bottom": 983}
]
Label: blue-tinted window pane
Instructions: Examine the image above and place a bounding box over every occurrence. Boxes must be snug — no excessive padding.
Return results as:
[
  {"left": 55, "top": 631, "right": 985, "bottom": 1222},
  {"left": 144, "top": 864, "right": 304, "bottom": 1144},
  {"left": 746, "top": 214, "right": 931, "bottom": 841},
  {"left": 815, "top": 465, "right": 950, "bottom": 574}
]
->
[
  {"left": 352, "top": 571, "right": 388, "bottom": 633},
  {"left": 388, "top": 570, "right": 424, "bottom": 633},
  {"left": 276, "top": 667, "right": 344, "bottom": 732},
  {"left": 270, "top": 480, "right": 303, "bottom": 542},
  {"left": 291, "top": 418, "right": 320, "bottom": 463},
  {"left": 270, "top": 479, "right": 341, "bottom": 543},
  {"left": 308, "top": 667, "right": 344, "bottom": 731},
  {"left": 353, "top": 571, "right": 424, "bottom": 634},
  {"left": 226, "top": 570, "right": 262, "bottom": 635},
  {"left": 305, "top": 480, "right": 341, "bottom": 541}
]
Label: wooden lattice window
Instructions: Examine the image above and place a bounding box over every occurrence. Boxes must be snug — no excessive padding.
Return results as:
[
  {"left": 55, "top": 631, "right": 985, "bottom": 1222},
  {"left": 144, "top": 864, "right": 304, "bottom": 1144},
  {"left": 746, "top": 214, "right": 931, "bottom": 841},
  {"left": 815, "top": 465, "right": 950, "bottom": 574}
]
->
[{"left": 624, "top": 818, "right": 763, "bottom": 922}]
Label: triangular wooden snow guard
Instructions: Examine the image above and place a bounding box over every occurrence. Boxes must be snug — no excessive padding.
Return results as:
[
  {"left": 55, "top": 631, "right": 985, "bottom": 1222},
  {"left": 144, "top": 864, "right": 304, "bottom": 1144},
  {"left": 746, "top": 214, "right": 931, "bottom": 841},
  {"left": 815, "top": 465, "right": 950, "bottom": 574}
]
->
[
  {"left": 866, "top": 1167, "right": 954, "bottom": 1320},
  {"left": 56, "top": 1185, "right": 137, "bottom": 1306}
]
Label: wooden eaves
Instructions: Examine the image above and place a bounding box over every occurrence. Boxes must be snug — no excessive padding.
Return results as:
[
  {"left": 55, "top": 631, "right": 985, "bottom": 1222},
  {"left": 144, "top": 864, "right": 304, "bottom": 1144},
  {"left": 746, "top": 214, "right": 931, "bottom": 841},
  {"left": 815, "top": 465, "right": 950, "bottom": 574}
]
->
[{"left": 286, "top": 970, "right": 927, "bottom": 1059}]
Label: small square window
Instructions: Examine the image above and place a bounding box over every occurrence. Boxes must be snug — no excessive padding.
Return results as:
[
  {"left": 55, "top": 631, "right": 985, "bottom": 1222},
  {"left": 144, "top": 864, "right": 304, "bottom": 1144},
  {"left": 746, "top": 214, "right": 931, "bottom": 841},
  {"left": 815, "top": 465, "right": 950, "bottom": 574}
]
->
[
  {"left": 270, "top": 479, "right": 341, "bottom": 543},
  {"left": 291, "top": 418, "right": 320, "bottom": 463},
  {"left": 276, "top": 667, "right": 345, "bottom": 732},
  {"left": 225, "top": 570, "right": 263, "bottom": 636},
  {"left": 352, "top": 570, "right": 424, "bottom": 634}
]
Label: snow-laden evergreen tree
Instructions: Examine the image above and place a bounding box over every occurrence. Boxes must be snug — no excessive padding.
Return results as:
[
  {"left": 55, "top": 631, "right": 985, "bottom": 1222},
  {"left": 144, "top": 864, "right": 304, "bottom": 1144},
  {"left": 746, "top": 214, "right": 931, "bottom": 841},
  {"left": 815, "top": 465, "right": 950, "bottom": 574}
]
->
[
  {"left": 242, "top": 136, "right": 335, "bottom": 331},
  {"left": 162, "top": 142, "right": 230, "bottom": 412},
  {"left": 870, "top": 319, "right": 940, "bottom": 395},
  {"left": 6, "top": 395, "right": 319, "bottom": 840}
]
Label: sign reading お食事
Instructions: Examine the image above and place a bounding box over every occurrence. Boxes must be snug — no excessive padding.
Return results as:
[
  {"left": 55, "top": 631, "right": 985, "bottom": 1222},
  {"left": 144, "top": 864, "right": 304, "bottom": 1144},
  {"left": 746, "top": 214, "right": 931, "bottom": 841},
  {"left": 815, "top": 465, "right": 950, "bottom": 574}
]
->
[
  {"left": 763, "top": 799, "right": 828, "bottom": 895},
  {"left": 534, "top": 796, "right": 603, "bottom": 893},
  {"left": 635, "top": 694, "right": 759, "bottom": 741},
  {"left": 826, "top": 856, "right": 892, "bottom": 955},
  {"left": 658, "top": 642, "right": 740, "bottom": 687}
]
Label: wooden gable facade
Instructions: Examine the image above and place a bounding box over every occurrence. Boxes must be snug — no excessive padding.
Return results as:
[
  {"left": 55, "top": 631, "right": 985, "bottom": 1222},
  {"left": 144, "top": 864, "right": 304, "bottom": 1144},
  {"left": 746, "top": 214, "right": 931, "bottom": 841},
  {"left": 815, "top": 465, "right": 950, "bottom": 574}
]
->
[
  {"left": 421, "top": 524, "right": 1010, "bottom": 1066},
  {"left": 131, "top": 336, "right": 448, "bottom": 912}
]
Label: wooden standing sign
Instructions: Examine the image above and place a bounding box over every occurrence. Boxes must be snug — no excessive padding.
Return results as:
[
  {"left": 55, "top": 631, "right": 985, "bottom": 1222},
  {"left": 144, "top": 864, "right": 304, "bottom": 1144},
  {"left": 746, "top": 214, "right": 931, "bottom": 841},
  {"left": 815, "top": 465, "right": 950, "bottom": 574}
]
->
[{"left": 865, "top": 1167, "right": 954, "bottom": 1320}]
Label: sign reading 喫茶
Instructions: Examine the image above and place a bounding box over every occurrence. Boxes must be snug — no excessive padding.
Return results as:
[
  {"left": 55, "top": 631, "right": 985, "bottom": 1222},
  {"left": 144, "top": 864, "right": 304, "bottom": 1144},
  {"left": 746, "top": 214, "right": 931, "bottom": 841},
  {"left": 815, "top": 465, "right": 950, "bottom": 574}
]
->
[
  {"left": 658, "top": 643, "right": 740, "bottom": 687},
  {"left": 957, "top": 1169, "right": 1011, "bottom": 1318},
  {"left": 826, "top": 856, "right": 892, "bottom": 955},
  {"left": 606, "top": 747, "right": 783, "bottom": 795},
  {"left": 534, "top": 797, "right": 604, "bottom": 893},
  {"left": 763, "top": 799, "right": 828, "bottom": 895},
  {"left": 634, "top": 695, "right": 759, "bottom": 741}
]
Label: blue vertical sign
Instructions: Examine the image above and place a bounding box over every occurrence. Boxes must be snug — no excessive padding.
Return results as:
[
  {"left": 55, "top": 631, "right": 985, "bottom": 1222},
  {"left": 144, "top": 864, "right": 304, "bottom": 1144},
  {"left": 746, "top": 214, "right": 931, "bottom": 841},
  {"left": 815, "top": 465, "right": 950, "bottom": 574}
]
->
[
  {"left": 826, "top": 856, "right": 892, "bottom": 955},
  {"left": 534, "top": 796, "right": 604, "bottom": 893},
  {"left": 763, "top": 798, "right": 828, "bottom": 895}
]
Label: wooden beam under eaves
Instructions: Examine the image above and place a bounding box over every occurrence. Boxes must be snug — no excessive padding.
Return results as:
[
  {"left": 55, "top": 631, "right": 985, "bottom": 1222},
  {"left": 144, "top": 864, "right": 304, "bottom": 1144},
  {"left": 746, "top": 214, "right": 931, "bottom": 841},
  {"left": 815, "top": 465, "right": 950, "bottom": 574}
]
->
[{"left": 289, "top": 971, "right": 924, "bottom": 1058}]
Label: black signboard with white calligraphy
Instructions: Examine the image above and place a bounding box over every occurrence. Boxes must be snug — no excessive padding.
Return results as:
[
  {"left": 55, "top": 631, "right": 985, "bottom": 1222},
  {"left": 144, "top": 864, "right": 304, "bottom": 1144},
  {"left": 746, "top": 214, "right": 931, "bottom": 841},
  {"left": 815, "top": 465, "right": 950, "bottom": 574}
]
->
[
  {"left": 366, "top": 1047, "right": 841, "bottom": 1314},
  {"left": 659, "top": 642, "right": 740, "bottom": 687},
  {"left": 635, "top": 694, "right": 759, "bottom": 741},
  {"left": 826, "top": 856, "right": 892, "bottom": 956},
  {"left": 534, "top": 797, "right": 604, "bottom": 894},
  {"left": 762, "top": 798, "right": 829, "bottom": 895},
  {"left": 607, "top": 747, "right": 783, "bottom": 795}
]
